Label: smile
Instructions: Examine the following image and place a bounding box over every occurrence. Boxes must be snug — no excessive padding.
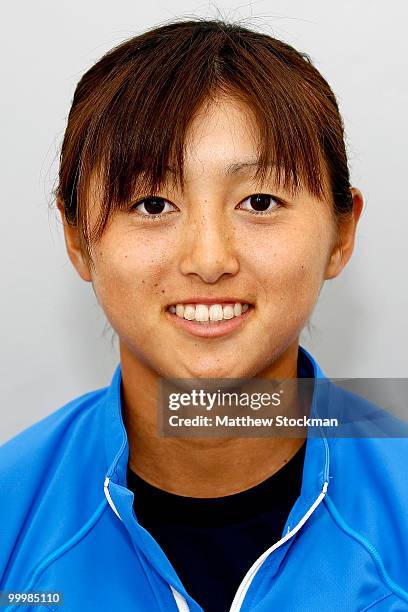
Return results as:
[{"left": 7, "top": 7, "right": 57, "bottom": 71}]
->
[
  {"left": 168, "top": 301, "right": 250, "bottom": 322},
  {"left": 165, "top": 301, "right": 254, "bottom": 338}
]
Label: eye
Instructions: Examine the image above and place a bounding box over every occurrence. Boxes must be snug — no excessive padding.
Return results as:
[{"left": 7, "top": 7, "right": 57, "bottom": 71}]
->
[
  {"left": 237, "top": 193, "right": 283, "bottom": 215},
  {"left": 129, "top": 196, "right": 178, "bottom": 219}
]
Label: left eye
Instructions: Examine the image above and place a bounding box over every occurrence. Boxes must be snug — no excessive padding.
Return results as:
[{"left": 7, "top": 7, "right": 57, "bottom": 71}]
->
[
  {"left": 237, "top": 194, "right": 281, "bottom": 215},
  {"left": 130, "top": 197, "right": 177, "bottom": 217}
]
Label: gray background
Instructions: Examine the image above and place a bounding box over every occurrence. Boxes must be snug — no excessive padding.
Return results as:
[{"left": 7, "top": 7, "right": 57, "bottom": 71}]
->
[{"left": 1, "top": 0, "right": 407, "bottom": 444}]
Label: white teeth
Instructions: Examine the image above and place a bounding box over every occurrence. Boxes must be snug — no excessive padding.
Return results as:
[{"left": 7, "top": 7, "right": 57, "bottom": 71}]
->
[
  {"left": 169, "top": 301, "right": 251, "bottom": 323},
  {"left": 209, "top": 304, "right": 223, "bottom": 321},
  {"left": 175, "top": 304, "right": 184, "bottom": 318},
  {"left": 223, "top": 305, "right": 234, "bottom": 319},
  {"left": 183, "top": 305, "right": 196, "bottom": 320},
  {"left": 195, "top": 304, "right": 209, "bottom": 322}
]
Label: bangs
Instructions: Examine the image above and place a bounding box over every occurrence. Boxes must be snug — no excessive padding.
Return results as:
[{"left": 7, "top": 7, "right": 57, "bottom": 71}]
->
[{"left": 59, "top": 20, "right": 344, "bottom": 264}]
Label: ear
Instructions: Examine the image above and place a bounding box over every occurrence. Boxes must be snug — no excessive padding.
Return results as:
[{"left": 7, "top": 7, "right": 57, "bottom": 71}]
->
[
  {"left": 324, "top": 187, "right": 364, "bottom": 280},
  {"left": 56, "top": 197, "right": 92, "bottom": 282}
]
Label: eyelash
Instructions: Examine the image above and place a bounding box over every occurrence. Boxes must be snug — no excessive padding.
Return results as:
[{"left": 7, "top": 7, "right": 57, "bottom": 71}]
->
[{"left": 129, "top": 194, "right": 285, "bottom": 221}]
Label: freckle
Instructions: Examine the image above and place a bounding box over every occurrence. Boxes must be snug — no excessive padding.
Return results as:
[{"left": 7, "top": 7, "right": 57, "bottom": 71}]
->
[{"left": 161, "top": 289, "right": 165, "bottom": 294}]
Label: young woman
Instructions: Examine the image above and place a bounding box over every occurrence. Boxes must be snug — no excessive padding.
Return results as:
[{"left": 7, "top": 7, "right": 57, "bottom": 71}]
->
[{"left": 1, "top": 18, "right": 407, "bottom": 612}]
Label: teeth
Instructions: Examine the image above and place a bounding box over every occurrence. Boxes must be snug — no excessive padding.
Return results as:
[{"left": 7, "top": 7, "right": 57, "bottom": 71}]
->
[
  {"left": 223, "top": 305, "right": 234, "bottom": 319},
  {"left": 183, "top": 305, "right": 196, "bottom": 320},
  {"left": 175, "top": 304, "right": 184, "bottom": 317},
  {"left": 195, "top": 304, "right": 209, "bottom": 322},
  {"left": 209, "top": 304, "right": 223, "bottom": 321},
  {"left": 169, "top": 302, "right": 251, "bottom": 323}
]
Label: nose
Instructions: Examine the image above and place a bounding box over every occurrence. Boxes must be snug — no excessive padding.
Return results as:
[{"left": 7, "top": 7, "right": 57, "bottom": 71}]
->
[{"left": 178, "top": 207, "right": 240, "bottom": 283}]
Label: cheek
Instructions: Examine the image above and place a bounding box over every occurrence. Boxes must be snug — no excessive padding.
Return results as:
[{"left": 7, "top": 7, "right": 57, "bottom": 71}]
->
[
  {"left": 247, "top": 226, "right": 330, "bottom": 317},
  {"left": 89, "top": 233, "right": 170, "bottom": 330}
]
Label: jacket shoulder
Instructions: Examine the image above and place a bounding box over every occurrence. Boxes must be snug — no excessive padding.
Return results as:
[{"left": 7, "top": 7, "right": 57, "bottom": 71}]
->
[
  {"left": 0, "top": 384, "right": 109, "bottom": 588},
  {"left": 327, "top": 385, "right": 408, "bottom": 596},
  {"left": 0, "top": 386, "right": 106, "bottom": 471}
]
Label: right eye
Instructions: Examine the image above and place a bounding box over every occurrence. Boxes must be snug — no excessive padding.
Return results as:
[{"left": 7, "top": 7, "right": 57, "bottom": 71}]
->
[{"left": 130, "top": 197, "right": 178, "bottom": 220}]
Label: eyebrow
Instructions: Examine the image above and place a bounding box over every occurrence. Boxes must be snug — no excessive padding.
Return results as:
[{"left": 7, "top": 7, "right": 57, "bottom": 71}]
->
[
  {"left": 225, "top": 159, "right": 275, "bottom": 176},
  {"left": 165, "top": 159, "right": 276, "bottom": 177}
]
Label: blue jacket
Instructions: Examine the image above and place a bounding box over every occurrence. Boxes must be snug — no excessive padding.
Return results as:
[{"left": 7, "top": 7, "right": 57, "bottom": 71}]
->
[{"left": 1, "top": 346, "right": 408, "bottom": 611}]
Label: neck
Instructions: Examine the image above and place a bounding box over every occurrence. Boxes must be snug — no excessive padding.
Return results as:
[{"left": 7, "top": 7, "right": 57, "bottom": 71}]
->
[{"left": 120, "top": 340, "right": 305, "bottom": 497}]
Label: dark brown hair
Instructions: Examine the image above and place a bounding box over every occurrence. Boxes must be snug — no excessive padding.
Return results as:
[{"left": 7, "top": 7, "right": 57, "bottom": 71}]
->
[{"left": 55, "top": 17, "right": 353, "bottom": 267}]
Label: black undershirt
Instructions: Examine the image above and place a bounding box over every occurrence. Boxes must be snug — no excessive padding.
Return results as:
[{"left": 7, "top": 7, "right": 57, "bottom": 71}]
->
[{"left": 126, "top": 351, "right": 312, "bottom": 611}]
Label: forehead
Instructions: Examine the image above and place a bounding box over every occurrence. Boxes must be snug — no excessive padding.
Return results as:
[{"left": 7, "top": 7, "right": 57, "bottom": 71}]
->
[
  {"left": 156, "top": 95, "right": 287, "bottom": 191},
  {"left": 180, "top": 95, "right": 261, "bottom": 173}
]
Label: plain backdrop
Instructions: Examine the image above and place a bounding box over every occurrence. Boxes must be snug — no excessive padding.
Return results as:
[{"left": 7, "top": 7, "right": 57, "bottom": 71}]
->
[{"left": 1, "top": 0, "right": 407, "bottom": 444}]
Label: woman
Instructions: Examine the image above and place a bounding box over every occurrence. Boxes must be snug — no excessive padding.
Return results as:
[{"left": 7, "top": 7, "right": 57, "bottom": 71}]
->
[{"left": 1, "top": 18, "right": 407, "bottom": 612}]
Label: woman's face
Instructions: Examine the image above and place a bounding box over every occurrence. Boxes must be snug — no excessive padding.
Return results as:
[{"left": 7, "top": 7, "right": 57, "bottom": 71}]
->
[{"left": 65, "top": 95, "right": 359, "bottom": 379}]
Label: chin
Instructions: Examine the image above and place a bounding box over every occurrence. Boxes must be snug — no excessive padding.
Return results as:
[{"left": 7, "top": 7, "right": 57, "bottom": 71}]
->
[{"left": 178, "top": 361, "right": 246, "bottom": 380}]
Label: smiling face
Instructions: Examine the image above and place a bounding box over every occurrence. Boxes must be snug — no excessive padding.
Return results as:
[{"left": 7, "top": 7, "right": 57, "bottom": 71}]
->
[{"left": 60, "top": 94, "right": 360, "bottom": 379}]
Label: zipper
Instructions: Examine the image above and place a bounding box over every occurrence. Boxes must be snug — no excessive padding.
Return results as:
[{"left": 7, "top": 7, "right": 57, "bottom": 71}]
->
[
  {"left": 104, "top": 476, "right": 122, "bottom": 520},
  {"left": 227, "top": 480, "right": 329, "bottom": 611},
  {"left": 104, "top": 476, "right": 328, "bottom": 612},
  {"left": 171, "top": 585, "right": 191, "bottom": 612}
]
